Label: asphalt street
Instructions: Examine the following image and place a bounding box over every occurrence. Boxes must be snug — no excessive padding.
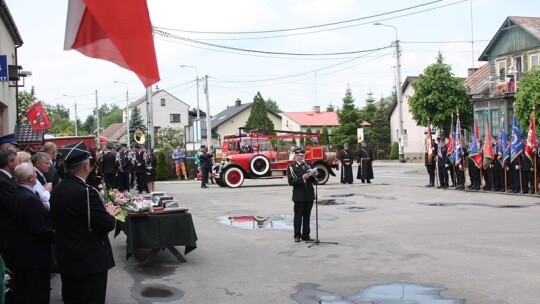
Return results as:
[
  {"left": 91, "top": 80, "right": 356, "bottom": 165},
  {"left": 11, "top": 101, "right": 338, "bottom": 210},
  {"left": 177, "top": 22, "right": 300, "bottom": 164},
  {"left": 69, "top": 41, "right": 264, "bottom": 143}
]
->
[{"left": 49, "top": 161, "right": 540, "bottom": 303}]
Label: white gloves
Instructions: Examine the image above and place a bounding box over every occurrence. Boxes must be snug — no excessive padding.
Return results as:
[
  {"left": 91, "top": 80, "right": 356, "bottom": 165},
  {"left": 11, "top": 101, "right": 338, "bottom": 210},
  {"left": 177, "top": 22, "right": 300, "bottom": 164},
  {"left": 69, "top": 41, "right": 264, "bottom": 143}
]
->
[
  {"left": 445, "top": 164, "right": 449, "bottom": 168},
  {"left": 458, "top": 165, "right": 462, "bottom": 170},
  {"left": 515, "top": 165, "right": 520, "bottom": 170}
]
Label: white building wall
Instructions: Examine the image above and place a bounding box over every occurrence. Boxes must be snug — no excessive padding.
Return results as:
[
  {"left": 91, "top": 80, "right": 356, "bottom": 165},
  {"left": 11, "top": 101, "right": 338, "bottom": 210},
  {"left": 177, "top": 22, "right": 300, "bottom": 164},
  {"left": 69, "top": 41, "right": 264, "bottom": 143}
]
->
[
  {"left": 214, "top": 109, "right": 281, "bottom": 148},
  {"left": 391, "top": 84, "right": 426, "bottom": 160},
  {"left": 124, "top": 90, "right": 190, "bottom": 131},
  {"left": 0, "top": 22, "right": 18, "bottom": 136}
]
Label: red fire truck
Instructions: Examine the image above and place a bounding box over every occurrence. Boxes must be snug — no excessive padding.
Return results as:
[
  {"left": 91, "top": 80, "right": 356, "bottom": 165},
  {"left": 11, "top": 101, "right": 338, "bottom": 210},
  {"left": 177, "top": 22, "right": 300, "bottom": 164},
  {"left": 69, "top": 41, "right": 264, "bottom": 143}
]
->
[{"left": 214, "top": 129, "right": 339, "bottom": 188}]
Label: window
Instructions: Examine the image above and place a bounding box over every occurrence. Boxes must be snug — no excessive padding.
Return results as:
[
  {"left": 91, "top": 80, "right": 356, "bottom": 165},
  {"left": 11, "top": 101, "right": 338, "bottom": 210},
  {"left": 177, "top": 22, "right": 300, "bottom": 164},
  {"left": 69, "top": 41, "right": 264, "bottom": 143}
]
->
[
  {"left": 161, "top": 98, "right": 166, "bottom": 106},
  {"left": 496, "top": 60, "right": 506, "bottom": 82},
  {"left": 170, "top": 114, "right": 181, "bottom": 123},
  {"left": 512, "top": 57, "right": 522, "bottom": 81},
  {"left": 530, "top": 54, "right": 539, "bottom": 69}
]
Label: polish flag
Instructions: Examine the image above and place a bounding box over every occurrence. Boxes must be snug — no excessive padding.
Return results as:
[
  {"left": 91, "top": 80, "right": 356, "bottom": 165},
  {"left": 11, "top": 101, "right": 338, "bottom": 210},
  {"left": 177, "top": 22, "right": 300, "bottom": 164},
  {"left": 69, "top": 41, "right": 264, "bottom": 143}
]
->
[{"left": 64, "top": 0, "right": 160, "bottom": 87}]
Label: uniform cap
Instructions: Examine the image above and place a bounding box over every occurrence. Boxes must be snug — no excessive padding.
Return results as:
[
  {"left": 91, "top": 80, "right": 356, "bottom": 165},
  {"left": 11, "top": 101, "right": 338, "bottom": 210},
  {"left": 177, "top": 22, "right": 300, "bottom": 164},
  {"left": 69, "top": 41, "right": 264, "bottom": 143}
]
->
[
  {"left": 294, "top": 147, "right": 306, "bottom": 155},
  {"left": 60, "top": 141, "right": 92, "bottom": 164}
]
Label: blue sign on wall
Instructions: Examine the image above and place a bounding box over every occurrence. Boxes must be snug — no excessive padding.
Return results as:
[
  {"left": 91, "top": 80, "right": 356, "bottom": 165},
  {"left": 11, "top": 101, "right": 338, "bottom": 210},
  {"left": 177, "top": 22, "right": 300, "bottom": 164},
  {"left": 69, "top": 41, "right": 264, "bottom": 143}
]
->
[{"left": 0, "top": 55, "right": 7, "bottom": 81}]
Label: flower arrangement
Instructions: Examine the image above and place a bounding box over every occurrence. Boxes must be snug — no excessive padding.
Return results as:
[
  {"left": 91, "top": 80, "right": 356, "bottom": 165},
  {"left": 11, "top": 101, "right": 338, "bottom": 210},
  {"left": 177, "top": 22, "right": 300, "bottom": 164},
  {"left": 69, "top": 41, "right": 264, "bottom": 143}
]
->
[{"left": 102, "top": 187, "right": 152, "bottom": 222}]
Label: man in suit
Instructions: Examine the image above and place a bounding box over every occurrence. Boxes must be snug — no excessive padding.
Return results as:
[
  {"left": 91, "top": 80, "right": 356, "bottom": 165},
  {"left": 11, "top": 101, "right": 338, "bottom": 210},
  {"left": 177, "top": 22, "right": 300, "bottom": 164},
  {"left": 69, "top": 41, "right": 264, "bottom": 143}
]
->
[
  {"left": 42, "top": 142, "right": 60, "bottom": 186},
  {"left": 12, "top": 162, "right": 54, "bottom": 303},
  {"left": 0, "top": 149, "right": 17, "bottom": 301},
  {"left": 50, "top": 141, "right": 121, "bottom": 304},
  {"left": 198, "top": 145, "right": 213, "bottom": 188},
  {"left": 100, "top": 143, "right": 118, "bottom": 189},
  {"left": 436, "top": 137, "right": 448, "bottom": 189},
  {"left": 33, "top": 152, "right": 52, "bottom": 187},
  {"left": 118, "top": 144, "right": 133, "bottom": 192},
  {"left": 133, "top": 144, "right": 147, "bottom": 193},
  {"left": 287, "top": 147, "right": 318, "bottom": 243}
]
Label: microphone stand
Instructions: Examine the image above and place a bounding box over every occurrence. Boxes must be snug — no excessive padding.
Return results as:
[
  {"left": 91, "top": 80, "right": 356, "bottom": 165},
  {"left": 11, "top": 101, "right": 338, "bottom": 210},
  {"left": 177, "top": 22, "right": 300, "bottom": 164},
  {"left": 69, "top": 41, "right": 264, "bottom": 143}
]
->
[{"left": 306, "top": 175, "right": 338, "bottom": 248}]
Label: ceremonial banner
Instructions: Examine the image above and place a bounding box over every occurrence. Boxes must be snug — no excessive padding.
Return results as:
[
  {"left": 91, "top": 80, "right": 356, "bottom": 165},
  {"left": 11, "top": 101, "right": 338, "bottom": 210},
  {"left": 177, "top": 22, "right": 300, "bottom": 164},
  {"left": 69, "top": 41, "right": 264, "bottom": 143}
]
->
[
  {"left": 511, "top": 115, "right": 523, "bottom": 162},
  {"left": 25, "top": 101, "right": 51, "bottom": 131},
  {"left": 483, "top": 117, "right": 494, "bottom": 168}
]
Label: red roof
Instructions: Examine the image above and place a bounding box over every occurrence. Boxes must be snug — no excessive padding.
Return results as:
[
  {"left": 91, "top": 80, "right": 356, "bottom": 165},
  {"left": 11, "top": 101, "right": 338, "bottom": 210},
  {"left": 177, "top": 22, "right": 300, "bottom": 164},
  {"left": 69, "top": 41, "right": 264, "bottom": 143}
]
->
[{"left": 283, "top": 111, "right": 339, "bottom": 127}]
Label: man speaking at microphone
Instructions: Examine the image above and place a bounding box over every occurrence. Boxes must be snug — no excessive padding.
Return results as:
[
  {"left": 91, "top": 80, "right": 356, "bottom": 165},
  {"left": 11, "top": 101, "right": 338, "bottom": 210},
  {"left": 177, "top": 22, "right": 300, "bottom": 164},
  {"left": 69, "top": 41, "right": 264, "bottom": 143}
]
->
[{"left": 287, "top": 147, "right": 318, "bottom": 243}]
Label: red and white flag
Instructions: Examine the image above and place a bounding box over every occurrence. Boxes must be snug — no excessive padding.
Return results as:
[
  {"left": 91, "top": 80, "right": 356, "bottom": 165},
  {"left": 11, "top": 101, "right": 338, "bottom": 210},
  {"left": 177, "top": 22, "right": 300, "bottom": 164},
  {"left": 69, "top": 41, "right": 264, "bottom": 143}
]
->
[
  {"left": 25, "top": 101, "right": 51, "bottom": 131},
  {"left": 64, "top": 0, "right": 160, "bottom": 87}
]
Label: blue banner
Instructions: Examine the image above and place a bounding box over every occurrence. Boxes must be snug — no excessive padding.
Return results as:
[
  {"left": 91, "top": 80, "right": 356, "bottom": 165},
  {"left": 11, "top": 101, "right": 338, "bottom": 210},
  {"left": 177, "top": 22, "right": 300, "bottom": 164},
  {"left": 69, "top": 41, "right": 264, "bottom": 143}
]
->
[{"left": 511, "top": 115, "right": 523, "bottom": 162}]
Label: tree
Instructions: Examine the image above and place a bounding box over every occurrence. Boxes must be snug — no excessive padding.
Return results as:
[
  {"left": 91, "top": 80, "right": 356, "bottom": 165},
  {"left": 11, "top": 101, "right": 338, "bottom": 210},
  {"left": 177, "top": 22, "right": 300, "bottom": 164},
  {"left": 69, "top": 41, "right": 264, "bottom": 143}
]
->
[
  {"left": 514, "top": 67, "right": 540, "bottom": 126},
  {"left": 244, "top": 92, "right": 275, "bottom": 132},
  {"left": 265, "top": 98, "right": 281, "bottom": 113},
  {"left": 331, "top": 88, "right": 361, "bottom": 149},
  {"left": 156, "top": 149, "right": 171, "bottom": 181},
  {"left": 304, "top": 126, "right": 313, "bottom": 146},
  {"left": 389, "top": 142, "right": 399, "bottom": 159},
  {"left": 101, "top": 110, "right": 122, "bottom": 129},
  {"left": 369, "top": 100, "right": 391, "bottom": 159},
  {"left": 326, "top": 103, "right": 335, "bottom": 112},
  {"left": 321, "top": 126, "right": 330, "bottom": 145},
  {"left": 44, "top": 103, "right": 74, "bottom": 135},
  {"left": 82, "top": 115, "right": 97, "bottom": 135},
  {"left": 17, "top": 88, "right": 37, "bottom": 124},
  {"left": 155, "top": 126, "right": 184, "bottom": 149},
  {"left": 129, "top": 107, "right": 146, "bottom": 140},
  {"left": 409, "top": 53, "right": 472, "bottom": 135}
]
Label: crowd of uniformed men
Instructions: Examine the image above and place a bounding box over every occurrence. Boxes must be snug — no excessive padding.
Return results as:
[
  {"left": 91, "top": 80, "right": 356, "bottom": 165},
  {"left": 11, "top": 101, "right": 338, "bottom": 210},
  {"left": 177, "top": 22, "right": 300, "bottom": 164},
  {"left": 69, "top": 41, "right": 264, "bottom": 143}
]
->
[{"left": 425, "top": 136, "right": 540, "bottom": 194}]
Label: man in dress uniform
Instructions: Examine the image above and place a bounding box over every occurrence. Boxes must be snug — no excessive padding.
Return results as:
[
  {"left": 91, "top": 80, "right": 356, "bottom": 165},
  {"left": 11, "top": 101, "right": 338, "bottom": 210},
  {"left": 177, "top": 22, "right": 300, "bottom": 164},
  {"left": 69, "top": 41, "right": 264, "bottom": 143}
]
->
[
  {"left": 118, "top": 144, "right": 133, "bottom": 192},
  {"left": 100, "top": 143, "right": 118, "bottom": 189},
  {"left": 424, "top": 138, "right": 437, "bottom": 187},
  {"left": 339, "top": 143, "right": 354, "bottom": 184},
  {"left": 287, "top": 147, "right": 318, "bottom": 243},
  {"left": 50, "top": 141, "right": 121, "bottom": 304},
  {"left": 436, "top": 137, "right": 448, "bottom": 188},
  {"left": 133, "top": 144, "right": 147, "bottom": 193}
]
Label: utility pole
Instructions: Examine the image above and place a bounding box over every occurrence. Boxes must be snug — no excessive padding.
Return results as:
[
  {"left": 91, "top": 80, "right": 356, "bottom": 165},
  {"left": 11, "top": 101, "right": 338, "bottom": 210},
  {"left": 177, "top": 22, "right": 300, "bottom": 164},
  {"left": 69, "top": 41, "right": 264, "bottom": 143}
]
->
[
  {"left": 95, "top": 90, "right": 100, "bottom": 149},
  {"left": 74, "top": 101, "right": 78, "bottom": 136},
  {"left": 204, "top": 75, "right": 211, "bottom": 149}
]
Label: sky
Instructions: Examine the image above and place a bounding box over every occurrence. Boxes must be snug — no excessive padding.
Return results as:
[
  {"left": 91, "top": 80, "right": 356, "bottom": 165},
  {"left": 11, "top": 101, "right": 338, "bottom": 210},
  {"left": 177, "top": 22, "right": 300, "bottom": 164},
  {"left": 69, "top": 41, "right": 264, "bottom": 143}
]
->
[{"left": 4, "top": 0, "right": 540, "bottom": 123}]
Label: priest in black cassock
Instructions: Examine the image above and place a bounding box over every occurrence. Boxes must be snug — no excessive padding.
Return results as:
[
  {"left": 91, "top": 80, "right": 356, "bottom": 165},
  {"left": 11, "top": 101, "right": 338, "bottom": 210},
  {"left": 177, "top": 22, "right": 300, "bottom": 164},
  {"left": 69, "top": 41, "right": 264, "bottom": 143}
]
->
[
  {"left": 357, "top": 141, "right": 374, "bottom": 183},
  {"left": 339, "top": 143, "right": 354, "bottom": 184}
]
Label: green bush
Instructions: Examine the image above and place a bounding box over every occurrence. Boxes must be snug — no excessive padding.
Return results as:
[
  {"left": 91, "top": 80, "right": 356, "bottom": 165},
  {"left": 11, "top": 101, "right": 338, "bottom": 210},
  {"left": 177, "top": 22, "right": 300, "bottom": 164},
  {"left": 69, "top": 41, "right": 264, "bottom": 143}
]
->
[
  {"left": 389, "top": 141, "right": 399, "bottom": 160},
  {"left": 156, "top": 150, "right": 171, "bottom": 181}
]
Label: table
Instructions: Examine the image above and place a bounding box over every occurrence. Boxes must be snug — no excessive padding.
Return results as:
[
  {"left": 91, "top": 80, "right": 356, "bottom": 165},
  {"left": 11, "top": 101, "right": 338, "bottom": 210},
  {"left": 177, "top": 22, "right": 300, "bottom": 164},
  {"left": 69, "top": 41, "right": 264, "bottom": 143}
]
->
[{"left": 117, "top": 212, "right": 198, "bottom": 265}]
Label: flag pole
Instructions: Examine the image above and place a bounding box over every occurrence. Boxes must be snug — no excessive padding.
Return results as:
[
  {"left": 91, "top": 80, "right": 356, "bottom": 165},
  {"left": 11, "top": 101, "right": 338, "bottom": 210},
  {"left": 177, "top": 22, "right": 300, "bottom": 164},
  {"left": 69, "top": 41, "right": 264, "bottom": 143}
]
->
[
  {"left": 533, "top": 106, "right": 537, "bottom": 194},
  {"left": 519, "top": 157, "right": 523, "bottom": 194}
]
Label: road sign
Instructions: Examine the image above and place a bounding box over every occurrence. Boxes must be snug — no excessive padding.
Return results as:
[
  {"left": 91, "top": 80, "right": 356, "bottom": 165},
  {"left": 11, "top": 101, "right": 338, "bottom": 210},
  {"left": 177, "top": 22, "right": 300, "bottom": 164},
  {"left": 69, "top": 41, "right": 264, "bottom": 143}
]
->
[{"left": 0, "top": 55, "right": 7, "bottom": 81}]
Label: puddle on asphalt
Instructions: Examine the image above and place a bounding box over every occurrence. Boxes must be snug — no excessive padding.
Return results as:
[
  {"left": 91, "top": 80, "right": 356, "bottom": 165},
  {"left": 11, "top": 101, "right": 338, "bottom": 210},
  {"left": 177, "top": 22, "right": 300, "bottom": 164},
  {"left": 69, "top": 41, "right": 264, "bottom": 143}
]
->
[
  {"left": 343, "top": 206, "right": 376, "bottom": 213},
  {"left": 131, "top": 284, "right": 184, "bottom": 302},
  {"left": 318, "top": 199, "right": 347, "bottom": 205},
  {"left": 326, "top": 193, "right": 397, "bottom": 200},
  {"left": 218, "top": 214, "right": 339, "bottom": 231},
  {"left": 330, "top": 194, "right": 356, "bottom": 197},
  {"left": 292, "top": 282, "right": 465, "bottom": 303},
  {"left": 418, "top": 202, "right": 532, "bottom": 208}
]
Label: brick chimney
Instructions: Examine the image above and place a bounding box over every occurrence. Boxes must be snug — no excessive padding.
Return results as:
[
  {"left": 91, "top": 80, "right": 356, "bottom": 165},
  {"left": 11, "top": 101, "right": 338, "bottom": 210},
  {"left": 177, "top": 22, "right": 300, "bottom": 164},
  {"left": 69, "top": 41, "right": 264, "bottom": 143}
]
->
[
  {"left": 235, "top": 99, "right": 241, "bottom": 107},
  {"left": 468, "top": 68, "right": 479, "bottom": 77},
  {"left": 313, "top": 105, "right": 321, "bottom": 113}
]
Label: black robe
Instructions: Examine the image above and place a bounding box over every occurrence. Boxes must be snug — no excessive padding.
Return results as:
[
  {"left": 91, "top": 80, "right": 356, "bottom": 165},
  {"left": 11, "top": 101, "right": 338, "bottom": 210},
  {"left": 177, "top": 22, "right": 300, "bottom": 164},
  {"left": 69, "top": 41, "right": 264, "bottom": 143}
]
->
[
  {"left": 357, "top": 146, "right": 374, "bottom": 180},
  {"left": 339, "top": 149, "right": 354, "bottom": 184}
]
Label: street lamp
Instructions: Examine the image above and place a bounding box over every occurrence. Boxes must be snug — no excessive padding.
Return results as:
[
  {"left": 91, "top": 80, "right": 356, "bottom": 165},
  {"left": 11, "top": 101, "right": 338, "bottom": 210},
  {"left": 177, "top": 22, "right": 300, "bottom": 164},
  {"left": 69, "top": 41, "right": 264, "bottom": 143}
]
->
[
  {"left": 180, "top": 65, "right": 201, "bottom": 147},
  {"left": 62, "top": 94, "right": 78, "bottom": 136},
  {"left": 113, "top": 81, "right": 130, "bottom": 147},
  {"left": 374, "top": 22, "right": 405, "bottom": 163}
]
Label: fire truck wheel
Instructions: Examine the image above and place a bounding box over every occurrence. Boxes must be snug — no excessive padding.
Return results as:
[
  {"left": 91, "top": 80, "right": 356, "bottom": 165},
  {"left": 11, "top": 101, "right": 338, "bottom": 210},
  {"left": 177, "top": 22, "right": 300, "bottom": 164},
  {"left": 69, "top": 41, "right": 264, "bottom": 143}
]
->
[
  {"left": 249, "top": 155, "right": 270, "bottom": 176},
  {"left": 223, "top": 167, "right": 245, "bottom": 188},
  {"left": 314, "top": 164, "right": 330, "bottom": 185}
]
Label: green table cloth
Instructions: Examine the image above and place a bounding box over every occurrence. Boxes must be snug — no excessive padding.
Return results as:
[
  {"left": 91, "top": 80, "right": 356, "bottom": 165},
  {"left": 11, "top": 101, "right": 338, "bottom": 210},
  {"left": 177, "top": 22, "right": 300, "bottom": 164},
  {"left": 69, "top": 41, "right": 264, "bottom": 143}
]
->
[{"left": 120, "top": 212, "right": 198, "bottom": 261}]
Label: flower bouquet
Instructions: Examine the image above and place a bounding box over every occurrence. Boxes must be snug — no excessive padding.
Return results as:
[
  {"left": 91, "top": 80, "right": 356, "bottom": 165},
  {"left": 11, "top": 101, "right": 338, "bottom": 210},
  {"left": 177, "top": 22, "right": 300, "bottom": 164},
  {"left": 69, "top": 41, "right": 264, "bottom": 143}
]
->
[{"left": 102, "top": 187, "right": 152, "bottom": 222}]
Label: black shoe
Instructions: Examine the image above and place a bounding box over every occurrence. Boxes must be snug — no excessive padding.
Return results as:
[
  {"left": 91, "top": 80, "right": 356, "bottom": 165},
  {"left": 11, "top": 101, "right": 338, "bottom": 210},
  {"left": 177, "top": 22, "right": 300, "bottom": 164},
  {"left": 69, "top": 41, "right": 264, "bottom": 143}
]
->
[
  {"left": 361, "top": 180, "right": 365, "bottom": 183},
  {"left": 367, "top": 180, "right": 371, "bottom": 184},
  {"left": 437, "top": 185, "right": 443, "bottom": 189},
  {"left": 443, "top": 185, "right": 449, "bottom": 189},
  {"left": 294, "top": 237, "right": 301, "bottom": 243},
  {"left": 302, "top": 236, "right": 314, "bottom": 241},
  {"left": 425, "top": 184, "right": 434, "bottom": 187}
]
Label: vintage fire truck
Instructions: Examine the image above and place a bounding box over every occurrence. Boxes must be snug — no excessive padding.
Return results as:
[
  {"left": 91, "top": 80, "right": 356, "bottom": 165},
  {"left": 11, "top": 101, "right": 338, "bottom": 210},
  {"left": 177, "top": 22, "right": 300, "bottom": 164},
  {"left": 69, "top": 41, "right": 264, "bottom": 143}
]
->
[{"left": 214, "top": 129, "right": 339, "bottom": 188}]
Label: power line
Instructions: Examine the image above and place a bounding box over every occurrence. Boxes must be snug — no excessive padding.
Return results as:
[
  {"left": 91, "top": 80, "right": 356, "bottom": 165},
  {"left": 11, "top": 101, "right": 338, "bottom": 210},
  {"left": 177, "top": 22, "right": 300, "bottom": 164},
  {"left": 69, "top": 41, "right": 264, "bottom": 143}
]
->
[
  {"left": 154, "top": 1, "right": 442, "bottom": 35},
  {"left": 154, "top": 29, "right": 392, "bottom": 56}
]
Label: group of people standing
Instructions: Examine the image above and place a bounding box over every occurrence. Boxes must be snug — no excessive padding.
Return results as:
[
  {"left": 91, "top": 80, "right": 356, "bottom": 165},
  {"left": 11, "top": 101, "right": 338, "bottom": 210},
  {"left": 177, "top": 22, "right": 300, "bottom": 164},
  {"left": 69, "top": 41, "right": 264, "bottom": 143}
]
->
[
  {"left": 97, "top": 143, "right": 157, "bottom": 194},
  {"left": 339, "top": 141, "right": 374, "bottom": 184},
  {"left": 0, "top": 140, "right": 122, "bottom": 304},
  {"left": 425, "top": 136, "right": 540, "bottom": 194}
]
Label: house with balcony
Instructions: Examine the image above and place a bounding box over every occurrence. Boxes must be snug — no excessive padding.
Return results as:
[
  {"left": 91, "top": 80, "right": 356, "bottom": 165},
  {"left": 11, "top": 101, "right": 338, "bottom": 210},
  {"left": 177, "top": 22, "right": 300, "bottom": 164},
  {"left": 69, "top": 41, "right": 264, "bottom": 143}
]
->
[{"left": 470, "top": 16, "right": 540, "bottom": 137}]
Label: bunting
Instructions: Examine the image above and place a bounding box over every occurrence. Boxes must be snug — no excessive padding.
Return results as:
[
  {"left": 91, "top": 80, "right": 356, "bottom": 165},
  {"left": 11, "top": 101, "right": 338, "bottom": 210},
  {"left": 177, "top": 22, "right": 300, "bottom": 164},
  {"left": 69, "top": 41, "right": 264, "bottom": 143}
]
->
[
  {"left": 511, "top": 115, "right": 523, "bottom": 162},
  {"left": 455, "top": 118, "right": 462, "bottom": 164},
  {"left": 427, "top": 125, "right": 434, "bottom": 161},
  {"left": 525, "top": 111, "right": 536, "bottom": 161},
  {"left": 483, "top": 116, "right": 494, "bottom": 168},
  {"left": 499, "top": 117, "right": 509, "bottom": 165},
  {"left": 25, "top": 101, "right": 51, "bottom": 131},
  {"left": 469, "top": 121, "right": 483, "bottom": 168},
  {"left": 447, "top": 125, "right": 455, "bottom": 164}
]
